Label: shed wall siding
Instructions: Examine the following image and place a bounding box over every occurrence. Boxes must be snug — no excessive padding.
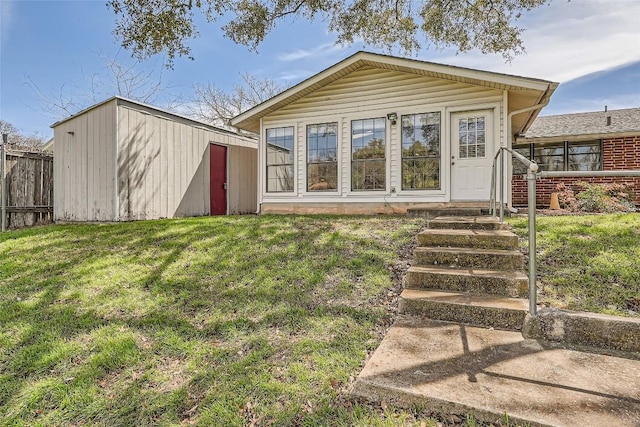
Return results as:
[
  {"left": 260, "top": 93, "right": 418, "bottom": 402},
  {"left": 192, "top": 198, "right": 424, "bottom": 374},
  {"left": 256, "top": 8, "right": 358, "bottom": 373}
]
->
[
  {"left": 54, "top": 100, "right": 117, "bottom": 221},
  {"left": 117, "top": 106, "right": 211, "bottom": 220},
  {"left": 260, "top": 66, "right": 503, "bottom": 207},
  {"left": 116, "top": 105, "right": 258, "bottom": 220},
  {"left": 227, "top": 145, "right": 258, "bottom": 214}
]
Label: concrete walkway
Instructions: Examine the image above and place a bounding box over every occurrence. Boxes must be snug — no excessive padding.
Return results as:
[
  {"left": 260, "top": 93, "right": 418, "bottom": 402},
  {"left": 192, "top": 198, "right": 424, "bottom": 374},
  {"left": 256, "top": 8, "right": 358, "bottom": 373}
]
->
[{"left": 352, "top": 315, "right": 640, "bottom": 427}]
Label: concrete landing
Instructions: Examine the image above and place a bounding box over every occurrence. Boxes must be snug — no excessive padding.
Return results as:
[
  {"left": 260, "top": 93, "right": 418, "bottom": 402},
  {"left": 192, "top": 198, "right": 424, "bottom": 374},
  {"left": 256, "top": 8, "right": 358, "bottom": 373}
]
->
[{"left": 351, "top": 316, "right": 640, "bottom": 427}]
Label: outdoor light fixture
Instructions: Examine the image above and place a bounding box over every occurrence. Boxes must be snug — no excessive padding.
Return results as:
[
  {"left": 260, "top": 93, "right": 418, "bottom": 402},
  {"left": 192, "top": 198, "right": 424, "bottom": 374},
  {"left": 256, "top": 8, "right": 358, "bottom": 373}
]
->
[
  {"left": 67, "top": 131, "right": 75, "bottom": 136},
  {"left": 387, "top": 112, "right": 398, "bottom": 125}
]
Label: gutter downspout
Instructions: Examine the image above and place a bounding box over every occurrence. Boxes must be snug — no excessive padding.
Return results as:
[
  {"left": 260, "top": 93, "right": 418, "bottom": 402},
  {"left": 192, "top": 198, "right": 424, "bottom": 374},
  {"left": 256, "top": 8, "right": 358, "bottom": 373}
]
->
[{"left": 505, "top": 84, "right": 553, "bottom": 211}]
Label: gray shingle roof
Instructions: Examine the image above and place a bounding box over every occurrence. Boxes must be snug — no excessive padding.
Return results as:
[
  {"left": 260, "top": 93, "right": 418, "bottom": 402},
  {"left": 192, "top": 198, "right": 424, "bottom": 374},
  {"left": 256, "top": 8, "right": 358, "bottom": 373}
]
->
[{"left": 525, "top": 107, "right": 640, "bottom": 139}]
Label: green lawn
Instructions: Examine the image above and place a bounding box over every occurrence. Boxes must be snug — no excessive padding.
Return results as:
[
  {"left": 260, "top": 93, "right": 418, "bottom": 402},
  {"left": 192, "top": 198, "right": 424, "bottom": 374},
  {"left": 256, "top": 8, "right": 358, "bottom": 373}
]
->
[
  {"left": 507, "top": 213, "right": 640, "bottom": 317},
  {"left": 3, "top": 214, "right": 632, "bottom": 426},
  {"left": 1, "top": 215, "right": 460, "bottom": 426}
]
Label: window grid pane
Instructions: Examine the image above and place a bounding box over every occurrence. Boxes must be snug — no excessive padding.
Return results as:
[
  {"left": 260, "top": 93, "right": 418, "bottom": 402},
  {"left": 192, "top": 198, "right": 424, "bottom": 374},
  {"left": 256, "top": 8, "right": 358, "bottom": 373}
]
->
[
  {"left": 266, "top": 126, "right": 295, "bottom": 192},
  {"left": 351, "top": 118, "right": 386, "bottom": 191},
  {"left": 534, "top": 143, "right": 564, "bottom": 172},
  {"left": 512, "top": 146, "right": 531, "bottom": 175},
  {"left": 458, "top": 117, "right": 485, "bottom": 159},
  {"left": 401, "top": 112, "right": 441, "bottom": 190},
  {"left": 568, "top": 141, "right": 601, "bottom": 171}
]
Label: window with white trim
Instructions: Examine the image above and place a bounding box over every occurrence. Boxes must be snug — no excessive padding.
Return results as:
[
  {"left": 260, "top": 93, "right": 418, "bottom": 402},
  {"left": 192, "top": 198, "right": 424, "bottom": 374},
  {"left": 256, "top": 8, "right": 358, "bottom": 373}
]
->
[
  {"left": 266, "top": 126, "right": 294, "bottom": 192},
  {"left": 351, "top": 118, "right": 386, "bottom": 191},
  {"left": 307, "top": 123, "right": 338, "bottom": 191},
  {"left": 401, "top": 112, "right": 441, "bottom": 190}
]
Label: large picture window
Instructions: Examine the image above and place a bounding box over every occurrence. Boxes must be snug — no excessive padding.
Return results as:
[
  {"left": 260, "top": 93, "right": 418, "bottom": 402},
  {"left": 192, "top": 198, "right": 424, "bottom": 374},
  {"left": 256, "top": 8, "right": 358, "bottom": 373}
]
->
[
  {"left": 266, "top": 126, "right": 294, "bottom": 192},
  {"left": 401, "top": 112, "right": 441, "bottom": 190},
  {"left": 307, "top": 123, "right": 338, "bottom": 191},
  {"left": 351, "top": 118, "right": 386, "bottom": 191},
  {"left": 512, "top": 140, "right": 602, "bottom": 174}
]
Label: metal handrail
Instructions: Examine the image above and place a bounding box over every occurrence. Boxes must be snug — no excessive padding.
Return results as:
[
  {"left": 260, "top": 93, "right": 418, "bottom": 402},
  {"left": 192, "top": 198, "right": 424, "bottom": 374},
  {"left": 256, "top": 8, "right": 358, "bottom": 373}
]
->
[{"left": 490, "top": 147, "right": 539, "bottom": 316}]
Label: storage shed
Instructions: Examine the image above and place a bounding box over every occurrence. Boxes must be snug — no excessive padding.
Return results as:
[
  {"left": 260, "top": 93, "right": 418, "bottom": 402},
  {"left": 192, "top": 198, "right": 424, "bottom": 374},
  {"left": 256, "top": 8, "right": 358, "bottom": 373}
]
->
[{"left": 52, "top": 96, "right": 257, "bottom": 222}]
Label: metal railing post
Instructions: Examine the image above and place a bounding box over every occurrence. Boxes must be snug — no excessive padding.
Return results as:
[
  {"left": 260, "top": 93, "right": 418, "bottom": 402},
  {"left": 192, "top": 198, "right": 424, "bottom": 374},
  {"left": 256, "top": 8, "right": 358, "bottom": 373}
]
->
[
  {"left": 489, "top": 160, "right": 496, "bottom": 216},
  {"left": 499, "top": 149, "right": 504, "bottom": 222},
  {"left": 527, "top": 163, "right": 538, "bottom": 316}
]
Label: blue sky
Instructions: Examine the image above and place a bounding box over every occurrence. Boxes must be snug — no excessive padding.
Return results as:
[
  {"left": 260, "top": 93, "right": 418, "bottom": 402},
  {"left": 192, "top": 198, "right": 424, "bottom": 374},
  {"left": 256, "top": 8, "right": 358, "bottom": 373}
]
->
[{"left": 1, "top": 0, "right": 639, "bottom": 140}]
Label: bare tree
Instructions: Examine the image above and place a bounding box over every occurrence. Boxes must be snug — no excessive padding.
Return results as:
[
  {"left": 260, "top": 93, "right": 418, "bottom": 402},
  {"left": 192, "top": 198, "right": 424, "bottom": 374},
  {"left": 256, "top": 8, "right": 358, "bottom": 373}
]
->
[
  {"left": 0, "top": 120, "right": 47, "bottom": 151},
  {"left": 190, "top": 72, "right": 287, "bottom": 130},
  {"left": 26, "top": 51, "right": 182, "bottom": 121}
]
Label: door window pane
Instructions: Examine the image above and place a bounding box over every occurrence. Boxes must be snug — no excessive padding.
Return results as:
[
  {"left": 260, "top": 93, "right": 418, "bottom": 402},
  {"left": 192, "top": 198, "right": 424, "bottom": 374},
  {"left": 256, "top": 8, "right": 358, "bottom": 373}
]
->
[{"left": 458, "top": 116, "right": 486, "bottom": 159}]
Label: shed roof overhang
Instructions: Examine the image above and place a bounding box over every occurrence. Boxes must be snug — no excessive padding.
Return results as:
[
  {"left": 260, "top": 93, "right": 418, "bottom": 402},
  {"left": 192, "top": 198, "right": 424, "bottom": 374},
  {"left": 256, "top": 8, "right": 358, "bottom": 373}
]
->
[{"left": 231, "top": 51, "right": 558, "bottom": 136}]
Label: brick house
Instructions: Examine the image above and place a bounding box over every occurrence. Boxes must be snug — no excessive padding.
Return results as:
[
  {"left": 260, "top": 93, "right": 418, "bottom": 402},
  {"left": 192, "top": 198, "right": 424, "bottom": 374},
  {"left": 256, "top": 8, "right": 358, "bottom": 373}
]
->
[{"left": 511, "top": 107, "right": 640, "bottom": 207}]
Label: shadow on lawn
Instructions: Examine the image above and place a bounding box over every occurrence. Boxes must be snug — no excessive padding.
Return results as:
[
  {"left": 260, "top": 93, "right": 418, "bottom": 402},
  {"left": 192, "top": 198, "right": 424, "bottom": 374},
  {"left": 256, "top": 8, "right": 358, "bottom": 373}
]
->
[{"left": 0, "top": 215, "right": 413, "bottom": 425}]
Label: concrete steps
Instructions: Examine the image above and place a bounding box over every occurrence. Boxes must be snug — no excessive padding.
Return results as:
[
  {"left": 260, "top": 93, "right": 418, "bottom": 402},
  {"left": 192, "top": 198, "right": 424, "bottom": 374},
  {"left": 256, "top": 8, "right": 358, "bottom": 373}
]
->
[
  {"left": 400, "top": 215, "right": 527, "bottom": 330},
  {"left": 427, "top": 215, "right": 507, "bottom": 230},
  {"left": 406, "top": 208, "right": 487, "bottom": 219},
  {"left": 406, "top": 266, "right": 528, "bottom": 297},
  {"left": 417, "top": 229, "right": 519, "bottom": 250},
  {"left": 352, "top": 215, "right": 640, "bottom": 426},
  {"left": 414, "top": 246, "right": 524, "bottom": 271},
  {"left": 399, "top": 289, "right": 528, "bottom": 331}
]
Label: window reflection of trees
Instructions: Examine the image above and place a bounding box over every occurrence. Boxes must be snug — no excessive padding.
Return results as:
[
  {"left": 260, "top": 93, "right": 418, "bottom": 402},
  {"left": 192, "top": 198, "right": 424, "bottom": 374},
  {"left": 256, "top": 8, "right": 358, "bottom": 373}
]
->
[
  {"left": 512, "top": 141, "right": 602, "bottom": 175},
  {"left": 307, "top": 123, "right": 338, "bottom": 191},
  {"left": 352, "top": 118, "right": 386, "bottom": 191},
  {"left": 401, "top": 112, "right": 440, "bottom": 190},
  {"left": 266, "top": 126, "right": 294, "bottom": 192}
]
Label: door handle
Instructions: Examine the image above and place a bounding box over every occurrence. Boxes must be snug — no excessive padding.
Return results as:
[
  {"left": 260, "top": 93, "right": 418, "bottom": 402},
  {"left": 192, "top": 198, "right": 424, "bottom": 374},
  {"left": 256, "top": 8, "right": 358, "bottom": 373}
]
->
[{"left": 223, "top": 182, "right": 228, "bottom": 190}]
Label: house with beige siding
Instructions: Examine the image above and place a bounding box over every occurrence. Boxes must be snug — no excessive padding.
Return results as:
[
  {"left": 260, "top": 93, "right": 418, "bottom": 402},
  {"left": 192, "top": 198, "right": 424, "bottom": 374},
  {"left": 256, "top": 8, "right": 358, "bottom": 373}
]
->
[
  {"left": 231, "top": 51, "right": 558, "bottom": 214},
  {"left": 52, "top": 96, "right": 257, "bottom": 222}
]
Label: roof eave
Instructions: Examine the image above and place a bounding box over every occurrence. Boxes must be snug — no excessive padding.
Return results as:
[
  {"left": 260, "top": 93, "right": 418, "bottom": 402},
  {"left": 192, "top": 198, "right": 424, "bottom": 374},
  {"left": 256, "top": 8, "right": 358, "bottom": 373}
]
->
[
  {"left": 516, "top": 129, "right": 640, "bottom": 145},
  {"left": 231, "top": 51, "right": 557, "bottom": 133}
]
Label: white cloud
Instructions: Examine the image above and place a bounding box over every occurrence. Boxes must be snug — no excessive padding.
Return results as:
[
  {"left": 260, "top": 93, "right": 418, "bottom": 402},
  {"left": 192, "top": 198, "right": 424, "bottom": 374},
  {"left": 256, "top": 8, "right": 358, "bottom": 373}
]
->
[
  {"left": 0, "top": 1, "right": 13, "bottom": 47},
  {"left": 276, "top": 69, "right": 314, "bottom": 82},
  {"left": 418, "top": 0, "right": 640, "bottom": 83},
  {"left": 277, "top": 42, "right": 347, "bottom": 62}
]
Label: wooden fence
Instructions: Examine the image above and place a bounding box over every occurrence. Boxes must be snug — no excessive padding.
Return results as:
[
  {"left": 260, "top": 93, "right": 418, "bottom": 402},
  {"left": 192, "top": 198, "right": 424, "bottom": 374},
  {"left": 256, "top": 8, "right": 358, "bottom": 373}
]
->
[{"left": 1, "top": 150, "right": 53, "bottom": 229}]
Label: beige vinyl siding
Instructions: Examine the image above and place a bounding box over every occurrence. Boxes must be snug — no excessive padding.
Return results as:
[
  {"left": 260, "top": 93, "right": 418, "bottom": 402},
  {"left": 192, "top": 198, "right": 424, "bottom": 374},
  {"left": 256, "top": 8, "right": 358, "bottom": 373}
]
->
[
  {"left": 55, "top": 97, "right": 257, "bottom": 222},
  {"left": 227, "top": 145, "right": 257, "bottom": 214},
  {"left": 268, "top": 67, "right": 501, "bottom": 120},
  {"left": 54, "top": 99, "right": 117, "bottom": 221},
  {"left": 118, "top": 105, "right": 206, "bottom": 220},
  {"left": 262, "top": 66, "right": 502, "bottom": 205}
]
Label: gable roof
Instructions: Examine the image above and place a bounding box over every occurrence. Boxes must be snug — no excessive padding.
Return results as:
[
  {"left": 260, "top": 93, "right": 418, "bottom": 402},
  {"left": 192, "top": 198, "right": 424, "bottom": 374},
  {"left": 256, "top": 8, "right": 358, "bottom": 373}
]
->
[
  {"left": 51, "top": 96, "right": 253, "bottom": 140},
  {"left": 231, "top": 51, "right": 558, "bottom": 134},
  {"left": 520, "top": 108, "right": 640, "bottom": 142}
]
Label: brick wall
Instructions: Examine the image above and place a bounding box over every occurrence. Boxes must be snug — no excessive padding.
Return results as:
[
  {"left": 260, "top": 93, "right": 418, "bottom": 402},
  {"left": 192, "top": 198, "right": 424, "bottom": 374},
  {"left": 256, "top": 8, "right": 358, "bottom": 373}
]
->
[{"left": 512, "top": 135, "right": 640, "bottom": 207}]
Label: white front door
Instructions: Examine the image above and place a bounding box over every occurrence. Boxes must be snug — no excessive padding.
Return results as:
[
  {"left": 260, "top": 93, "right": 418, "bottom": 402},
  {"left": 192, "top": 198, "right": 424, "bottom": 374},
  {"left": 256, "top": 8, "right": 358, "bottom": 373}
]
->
[{"left": 450, "top": 111, "right": 494, "bottom": 200}]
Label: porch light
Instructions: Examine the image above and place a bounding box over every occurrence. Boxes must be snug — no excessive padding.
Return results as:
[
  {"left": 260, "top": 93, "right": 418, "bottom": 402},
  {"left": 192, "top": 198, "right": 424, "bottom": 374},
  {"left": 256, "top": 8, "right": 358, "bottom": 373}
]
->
[{"left": 386, "top": 112, "right": 398, "bottom": 125}]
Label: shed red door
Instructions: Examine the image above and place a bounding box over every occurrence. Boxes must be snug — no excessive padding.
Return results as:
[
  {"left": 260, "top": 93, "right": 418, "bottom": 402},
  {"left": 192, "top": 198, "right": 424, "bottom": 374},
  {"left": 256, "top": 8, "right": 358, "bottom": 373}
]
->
[{"left": 210, "top": 144, "right": 227, "bottom": 215}]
